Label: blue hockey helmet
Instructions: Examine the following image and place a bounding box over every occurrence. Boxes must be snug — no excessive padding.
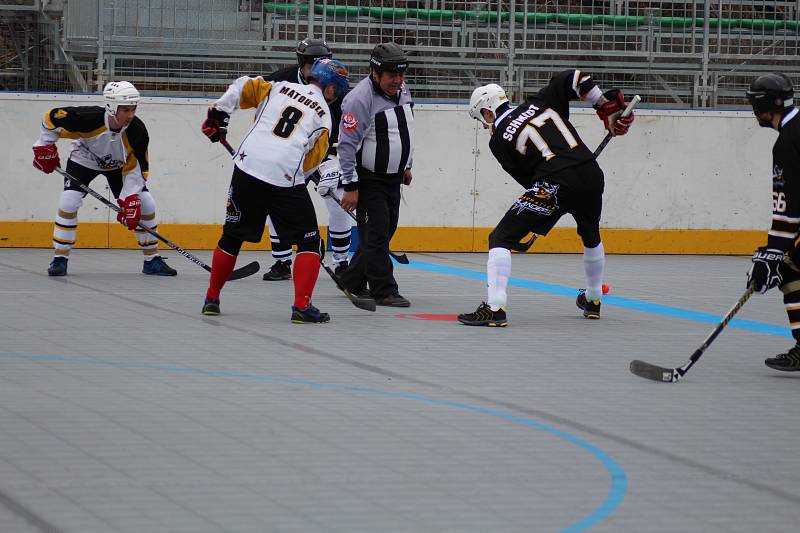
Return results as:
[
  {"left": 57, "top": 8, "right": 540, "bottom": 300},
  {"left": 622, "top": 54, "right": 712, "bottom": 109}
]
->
[{"left": 308, "top": 58, "right": 350, "bottom": 99}]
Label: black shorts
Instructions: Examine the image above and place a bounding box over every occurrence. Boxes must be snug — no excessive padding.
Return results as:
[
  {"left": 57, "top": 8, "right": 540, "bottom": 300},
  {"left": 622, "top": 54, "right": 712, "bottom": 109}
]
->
[
  {"left": 63, "top": 159, "right": 149, "bottom": 198},
  {"left": 223, "top": 165, "right": 319, "bottom": 245},
  {"left": 489, "top": 160, "right": 605, "bottom": 249}
]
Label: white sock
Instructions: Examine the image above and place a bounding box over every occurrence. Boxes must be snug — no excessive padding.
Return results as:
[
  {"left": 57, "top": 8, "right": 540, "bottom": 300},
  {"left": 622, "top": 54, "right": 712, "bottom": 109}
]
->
[
  {"left": 487, "top": 247, "right": 511, "bottom": 310},
  {"left": 583, "top": 242, "right": 605, "bottom": 301}
]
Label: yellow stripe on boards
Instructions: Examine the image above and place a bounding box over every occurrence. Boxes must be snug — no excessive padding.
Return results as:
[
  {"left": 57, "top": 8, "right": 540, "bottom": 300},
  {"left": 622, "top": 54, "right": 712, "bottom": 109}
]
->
[{"left": 0, "top": 221, "right": 765, "bottom": 255}]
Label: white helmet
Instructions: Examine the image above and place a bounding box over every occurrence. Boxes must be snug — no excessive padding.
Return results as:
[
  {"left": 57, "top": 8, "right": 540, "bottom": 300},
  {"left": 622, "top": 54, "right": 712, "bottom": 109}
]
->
[
  {"left": 469, "top": 83, "right": 508, "bottom": 126},
  {"left": 103, "top": 81, "right": 140, "bottom": 116}
]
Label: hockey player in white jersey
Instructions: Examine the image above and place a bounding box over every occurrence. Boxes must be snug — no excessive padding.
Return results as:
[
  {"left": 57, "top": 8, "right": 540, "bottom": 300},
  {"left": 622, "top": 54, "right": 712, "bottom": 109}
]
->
[
  {"left": 261, "top": 38, "right": 354, "bottom": 282},
  {"left": 200, "top": 58, "right": 350, "bottom": 323},
  {"left": 32, "top": 81, "right": 177, "bottom": 277}
]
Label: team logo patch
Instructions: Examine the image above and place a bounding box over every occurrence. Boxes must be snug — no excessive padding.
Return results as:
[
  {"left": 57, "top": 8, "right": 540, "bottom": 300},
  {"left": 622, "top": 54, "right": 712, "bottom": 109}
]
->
[
  {"left": 342, "top": 112, "right": 358, "bottom": 132},
  {"left": 773, "top": 164, "right": 785, "bottom": 187},
  {"left": 54, "top": 109, "right": 67, "bottom": 119},
  {"left": 512, "top": 180, "right": 560, "bottom": 216},
  {"left": 225, "top": 186, "right": 241, "bottom": 223},
  {"left": 94, "top": 153, "right": 123, "bottom": 170}
]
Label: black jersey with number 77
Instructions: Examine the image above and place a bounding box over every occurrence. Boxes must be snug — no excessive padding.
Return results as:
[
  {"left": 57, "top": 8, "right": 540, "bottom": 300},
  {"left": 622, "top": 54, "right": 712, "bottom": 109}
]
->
[{"left": 488, "top": 69, "right": 598, "bottom": 189}]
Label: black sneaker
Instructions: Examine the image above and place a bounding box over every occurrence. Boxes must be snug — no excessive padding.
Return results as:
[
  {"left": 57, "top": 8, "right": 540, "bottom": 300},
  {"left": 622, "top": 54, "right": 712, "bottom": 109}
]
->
[
  {"left": 334, "top": 260, "right": 349, "bottom": 277},
  {"left": 576, "top": 290, "right": 601, "bottom": 319},
  {"left": 457, "top": 302, "right": 507, "bottom": 327},
  {"left": 143, "top": 256, "right": 177, "bottom": 276},
  {"left": 47, "top": 256, "right": 68, "bottom": 276},
  {"left": 263, "top": 259, "right": 292, "bottom": 281},
  {"left": 291, "top": 303, "right": 330, "bottom": 324},
  {"left": 202, "top": 297, "right": 221, "bottom": 316},
  {"left": 765, "top": 345, "right": 800, "bottom": 371},
  {"left": 375, "top": 293, "right": 410, "bottom": 307}
]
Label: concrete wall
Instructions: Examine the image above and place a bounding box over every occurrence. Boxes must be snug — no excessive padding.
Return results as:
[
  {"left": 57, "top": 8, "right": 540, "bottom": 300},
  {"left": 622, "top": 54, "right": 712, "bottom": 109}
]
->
[{"left": 0, "top": 93, "right": 776, "bottom": 253}]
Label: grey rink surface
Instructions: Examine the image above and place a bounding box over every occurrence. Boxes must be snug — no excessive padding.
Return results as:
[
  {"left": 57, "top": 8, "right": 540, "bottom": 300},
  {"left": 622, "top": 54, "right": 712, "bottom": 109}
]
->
[{"left": 1, "top": 249, "right": 799, "bottom": 533}]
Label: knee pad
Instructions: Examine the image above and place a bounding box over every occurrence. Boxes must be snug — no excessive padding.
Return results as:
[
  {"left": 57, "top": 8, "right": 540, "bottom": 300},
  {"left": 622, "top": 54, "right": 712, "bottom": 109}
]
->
[
  {"left": 583, "top": 242, "right": 605, "bottom": 261},
  {"left": 138, "top": 190, "right": 156, "bottom": 215},
  {"left": 297, "top": 236, "right": 320, "bottom": 254},
  {"left": 488, "top": 228, "right": 512, "bottom": 251},
  {"left": 218, "top": 233, "right": 243, "bottom": 256},
  {"left": 58, "top": 190, "right": 85, "bottom": 213},
  {"left": 580, "top": 231, "right": 601, "bottom": 249},
  {"left": 578, "top": 224, "right": 602, "bottom": 249}
]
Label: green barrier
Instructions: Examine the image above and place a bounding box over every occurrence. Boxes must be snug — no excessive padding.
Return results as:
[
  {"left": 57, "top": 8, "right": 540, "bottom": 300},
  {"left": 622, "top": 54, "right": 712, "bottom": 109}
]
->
[{"left": 262, "top": 3, "right": 798, "bottom": 32}]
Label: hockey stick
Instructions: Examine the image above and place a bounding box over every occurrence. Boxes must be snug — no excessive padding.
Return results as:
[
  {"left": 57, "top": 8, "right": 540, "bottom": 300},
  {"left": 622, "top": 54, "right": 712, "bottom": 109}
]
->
[
  {"left": 629, "top": 285, "right": 755, "bottom": 383},
  {"left": 324, "top": 190, "right": 411, "bottom": 265},
  {"left": 318, "top": 238, "right": 376, "bottom": 312},
  {"left": 513, "top": 94, "right": 642, "bottom": 252},
  {"left": 593, "top": 94, "right": 642, "bottom": 157},
  {"left": 54, "top": 168, "right": 260, "bottom": 281},
  {"left": 220, "top": 138, "right": 410, "bottom": 265}
]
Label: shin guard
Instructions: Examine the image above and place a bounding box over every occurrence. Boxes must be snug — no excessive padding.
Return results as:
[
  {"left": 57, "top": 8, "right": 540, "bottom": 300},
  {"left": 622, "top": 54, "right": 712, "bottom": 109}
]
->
[
  {"left": 293, "top": 251, "right": 321, "bottom": 310},
  {"left": 583, "top": 242, "right": 605, "bottom": 302},
  {"left": 207, "top": 246, "right": 237, "bottom": 300},
  {"left": 487, "top": 247, "right": 512, "bottom": 310}
]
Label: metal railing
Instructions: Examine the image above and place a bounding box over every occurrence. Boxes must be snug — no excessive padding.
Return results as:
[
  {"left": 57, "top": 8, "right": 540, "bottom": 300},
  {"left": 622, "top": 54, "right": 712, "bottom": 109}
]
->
[{"left": 2, "top": 1, "right": 799, "bottom": 106}]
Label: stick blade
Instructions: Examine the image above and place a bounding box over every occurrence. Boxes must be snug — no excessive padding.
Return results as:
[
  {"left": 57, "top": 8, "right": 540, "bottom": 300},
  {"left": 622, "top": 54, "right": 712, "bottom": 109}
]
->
[
  {"left": 391, "top": 253, "right": 410, "bottom": 265},
  {"left": 629, "top": 359, "right": 678, "bottom": 383},
  {"left": 227, "top": 261, "right": 260, "bottom": 281},
  {"left": 345, "top": 291, "right": 377, "bottom": 312}
]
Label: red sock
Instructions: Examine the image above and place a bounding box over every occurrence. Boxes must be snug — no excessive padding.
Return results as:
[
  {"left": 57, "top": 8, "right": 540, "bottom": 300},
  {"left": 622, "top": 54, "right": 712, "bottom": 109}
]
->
[
  {"left": 293, "top": 251, "right": 320, "bottom": 309},
  {"left": 206, "top": 246, "right": 236, "bottom": 300}
]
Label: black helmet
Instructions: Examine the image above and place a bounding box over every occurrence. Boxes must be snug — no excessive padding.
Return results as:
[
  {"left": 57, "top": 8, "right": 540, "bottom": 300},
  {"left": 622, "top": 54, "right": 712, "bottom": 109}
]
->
[
  {"left": 370, "top": 42, "right": 408, "bottom": 73},
  {"left": 746, "top": 73, "right": 794, "bottom": 113},
  {"left": 296, "top": 38, "right": 332, "bottom": 67}
]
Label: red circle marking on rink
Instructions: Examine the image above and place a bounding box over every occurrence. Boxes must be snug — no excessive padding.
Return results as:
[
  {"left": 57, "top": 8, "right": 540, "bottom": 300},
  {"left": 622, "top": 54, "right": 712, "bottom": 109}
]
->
[{"left": 396, "top": 313, "right": 459, "bottom": 321}]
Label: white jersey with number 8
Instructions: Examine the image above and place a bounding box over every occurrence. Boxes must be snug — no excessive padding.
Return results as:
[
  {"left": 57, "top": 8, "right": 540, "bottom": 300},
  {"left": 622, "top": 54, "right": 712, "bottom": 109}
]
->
[{"left": 212, "top": 76, "right": 332, "bottom": 187}]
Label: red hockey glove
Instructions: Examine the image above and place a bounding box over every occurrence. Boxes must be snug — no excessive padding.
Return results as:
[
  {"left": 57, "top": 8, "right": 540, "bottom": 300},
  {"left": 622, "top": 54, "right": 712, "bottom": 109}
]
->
[
  {"left": 201, "top": 107, "right": 230, "bottom": 143},
  {"left": 595, "top": 89, "right": 634, "bottom": 136},
  {"left": 116, "top": 194, "right": 142, "bottom": 230},
  {"left": 32, "top": 144, "right": 60, "bottom": 173}
]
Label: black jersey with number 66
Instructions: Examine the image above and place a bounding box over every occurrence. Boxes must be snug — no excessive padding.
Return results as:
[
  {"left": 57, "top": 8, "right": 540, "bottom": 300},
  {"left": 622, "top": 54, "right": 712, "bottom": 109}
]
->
[
  {"left": 768, "top": 108, "right": 800, "bottom": 252},
  {"left": 489, "top": 69, "right": 598, "bottom": 189}
]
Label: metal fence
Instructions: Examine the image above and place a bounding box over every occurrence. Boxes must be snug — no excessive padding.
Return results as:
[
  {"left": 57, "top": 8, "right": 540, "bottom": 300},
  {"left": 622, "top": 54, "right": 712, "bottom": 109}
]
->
[
  {"left": 2, "top": 1, "right": 800, "bottom": 106},
  {"left": 0, "top": 1, "right": 94, "bottom": 92}
]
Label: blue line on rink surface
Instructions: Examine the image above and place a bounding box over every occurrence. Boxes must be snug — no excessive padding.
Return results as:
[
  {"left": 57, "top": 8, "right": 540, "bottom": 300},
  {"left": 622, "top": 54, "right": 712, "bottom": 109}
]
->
[
  {"left": 405, "top": 260, "right": 793, "bottom": 338},
  {"left": 0, "top": 352, "right": 627, "bottom": 533}
]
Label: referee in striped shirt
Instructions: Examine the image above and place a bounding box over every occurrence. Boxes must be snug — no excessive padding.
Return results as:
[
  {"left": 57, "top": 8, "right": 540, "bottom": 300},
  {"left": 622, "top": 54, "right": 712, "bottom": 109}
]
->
[{"left": 338, "top": 42, "right": 414, "bottom": 307}]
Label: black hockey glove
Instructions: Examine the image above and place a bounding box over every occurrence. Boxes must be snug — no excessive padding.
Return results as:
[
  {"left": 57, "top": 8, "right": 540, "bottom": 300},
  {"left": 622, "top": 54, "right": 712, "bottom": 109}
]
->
[
  {"left": 201, "top": 107, "right": 230, "bottom": 143},
  {"left": 747, "top": 247, "right": 784, "bottom": 293}
]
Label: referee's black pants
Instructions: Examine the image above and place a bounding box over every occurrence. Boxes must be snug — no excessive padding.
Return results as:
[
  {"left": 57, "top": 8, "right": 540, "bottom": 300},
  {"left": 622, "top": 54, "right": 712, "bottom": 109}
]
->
[{"left": 340, "top": 177, "right": 401, "bottom": 298}]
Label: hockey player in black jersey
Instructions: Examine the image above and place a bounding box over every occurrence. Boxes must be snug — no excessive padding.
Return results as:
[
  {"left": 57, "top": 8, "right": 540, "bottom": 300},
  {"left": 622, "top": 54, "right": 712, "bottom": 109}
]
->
[
  {"left": 260, "top": 38, "right": 353, "bottom": 282},
  {"left": 32, "top": 81, "right": 176, "bottom": 277},
  {"left": 458, "top": 71, "right": 634, "bottom": 326},
  {"left": 744, "top": 73, "right": 800, "bottom": 371}
]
